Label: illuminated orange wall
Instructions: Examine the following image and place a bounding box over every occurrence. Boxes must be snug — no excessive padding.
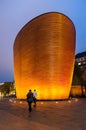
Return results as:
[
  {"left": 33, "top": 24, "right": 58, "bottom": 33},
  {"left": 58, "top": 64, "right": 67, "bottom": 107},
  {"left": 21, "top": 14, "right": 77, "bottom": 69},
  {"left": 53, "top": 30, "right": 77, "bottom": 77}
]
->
[
  {"left": 13, "top": 12, "right": 76, "bottom": 100},
  {"left": 71, "top": 86, "right": 82, "bottom": 96}
]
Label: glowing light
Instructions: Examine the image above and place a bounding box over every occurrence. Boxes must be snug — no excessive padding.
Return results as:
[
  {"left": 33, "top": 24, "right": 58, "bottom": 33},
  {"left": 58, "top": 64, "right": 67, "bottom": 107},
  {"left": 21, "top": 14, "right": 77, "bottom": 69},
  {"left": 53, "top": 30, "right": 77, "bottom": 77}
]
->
[
  {"left": 78, "top": 62, "right": 81, "bottom": 65},
  {"left": 9, "top": 99, "right": 13, "bottom": 102},
  {"left": 14, "top": 12, "right": 76, "bottom": 100},
  {"left": 75, "top": 98, "right": 78, "bottom": 102},
  {"left": 19, "top": 101, "right": 22, "bottom": 104},
  {"left": 14, "top": 101, "right": 16, "bottom": 103},
  {"left": 68, "top": 100, "right": 71, "bottom": 103}
]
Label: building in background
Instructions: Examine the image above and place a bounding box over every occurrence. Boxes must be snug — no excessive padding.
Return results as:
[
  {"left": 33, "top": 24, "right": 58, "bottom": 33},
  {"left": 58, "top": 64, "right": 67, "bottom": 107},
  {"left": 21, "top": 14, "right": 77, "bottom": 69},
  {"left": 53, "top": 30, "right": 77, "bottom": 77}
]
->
[
  {"left": 70, "top": 51, "right": 86, "bottom": 98},
  {"left": 75, "top": 51, "right": 86, "bottom": 82}
]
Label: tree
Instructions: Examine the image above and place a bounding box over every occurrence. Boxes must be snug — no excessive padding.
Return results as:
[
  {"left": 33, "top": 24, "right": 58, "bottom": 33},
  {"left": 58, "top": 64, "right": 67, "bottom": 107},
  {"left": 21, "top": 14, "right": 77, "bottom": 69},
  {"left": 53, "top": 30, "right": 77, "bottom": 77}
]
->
[
  {"left": 72, "top": 63, "right": 86, "bottom": 96},
  {"left": 0, "top": 82, "right": 15, "bottom": 96},
  {"left": 72, "top": 63, "right": 83, "bottom": 85}
]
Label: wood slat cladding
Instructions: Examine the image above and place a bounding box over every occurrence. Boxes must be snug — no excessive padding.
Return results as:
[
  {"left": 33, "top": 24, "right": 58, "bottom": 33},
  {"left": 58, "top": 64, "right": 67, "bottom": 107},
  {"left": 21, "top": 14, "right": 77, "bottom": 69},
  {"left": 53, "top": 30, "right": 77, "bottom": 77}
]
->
[{"left": 14, "top": 12, "right": 76, "bottom": 99}]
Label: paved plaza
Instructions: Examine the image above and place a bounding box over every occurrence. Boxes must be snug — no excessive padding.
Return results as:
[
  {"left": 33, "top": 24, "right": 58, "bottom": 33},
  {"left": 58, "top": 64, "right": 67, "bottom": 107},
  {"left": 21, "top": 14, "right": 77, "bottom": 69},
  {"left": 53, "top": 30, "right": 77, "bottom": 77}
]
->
[{"left": 0, "top": 98, "right": 86, "bottom": 130}]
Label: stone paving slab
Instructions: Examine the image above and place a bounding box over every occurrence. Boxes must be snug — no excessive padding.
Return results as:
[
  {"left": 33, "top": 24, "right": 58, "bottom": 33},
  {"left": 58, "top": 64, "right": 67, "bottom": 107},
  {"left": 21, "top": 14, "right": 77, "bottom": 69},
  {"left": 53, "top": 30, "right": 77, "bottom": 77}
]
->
[{"left": 0, "top": 98, "right": 86, "bottom": 130}]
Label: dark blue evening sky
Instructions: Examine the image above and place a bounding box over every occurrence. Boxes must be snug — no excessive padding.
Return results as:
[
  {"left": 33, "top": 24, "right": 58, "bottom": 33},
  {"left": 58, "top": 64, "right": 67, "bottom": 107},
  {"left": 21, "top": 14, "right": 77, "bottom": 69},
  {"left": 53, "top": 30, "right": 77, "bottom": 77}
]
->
[{"left": 0, "top": 0, "right": 86, "bottom": 83}]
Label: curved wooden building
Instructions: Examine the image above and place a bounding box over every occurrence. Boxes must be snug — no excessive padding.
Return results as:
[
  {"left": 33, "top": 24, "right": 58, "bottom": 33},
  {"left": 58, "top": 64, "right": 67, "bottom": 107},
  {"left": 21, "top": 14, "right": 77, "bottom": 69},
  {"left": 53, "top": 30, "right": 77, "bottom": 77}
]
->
[{"left": 14, "top": 12, "right": 76, "bottom": 99}]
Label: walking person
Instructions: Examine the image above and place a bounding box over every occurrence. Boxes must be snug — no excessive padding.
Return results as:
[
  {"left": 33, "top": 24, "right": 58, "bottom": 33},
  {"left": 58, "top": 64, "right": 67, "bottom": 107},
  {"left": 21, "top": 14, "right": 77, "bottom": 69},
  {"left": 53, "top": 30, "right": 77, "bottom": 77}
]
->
[
  {"left": 26, "top": 89, "right": 33, "bottom": 112},
  {"left": 33, "top": 89, "right": 37, "bottom": 107}
]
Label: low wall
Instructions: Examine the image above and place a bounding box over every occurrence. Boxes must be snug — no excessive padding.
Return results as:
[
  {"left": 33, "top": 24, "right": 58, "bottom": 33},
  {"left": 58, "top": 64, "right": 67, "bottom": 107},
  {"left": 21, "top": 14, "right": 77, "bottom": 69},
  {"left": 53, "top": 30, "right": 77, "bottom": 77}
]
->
[{"left": 70, "top": 85, "right": 86, "bottom": 97}]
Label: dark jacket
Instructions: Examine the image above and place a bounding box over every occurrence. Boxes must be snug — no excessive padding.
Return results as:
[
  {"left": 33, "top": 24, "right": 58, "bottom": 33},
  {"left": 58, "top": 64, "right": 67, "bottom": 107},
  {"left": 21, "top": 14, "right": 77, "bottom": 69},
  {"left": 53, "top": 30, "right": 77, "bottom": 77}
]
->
[{"left": 27, "top": 92, "right": 33, "bottom": 102}]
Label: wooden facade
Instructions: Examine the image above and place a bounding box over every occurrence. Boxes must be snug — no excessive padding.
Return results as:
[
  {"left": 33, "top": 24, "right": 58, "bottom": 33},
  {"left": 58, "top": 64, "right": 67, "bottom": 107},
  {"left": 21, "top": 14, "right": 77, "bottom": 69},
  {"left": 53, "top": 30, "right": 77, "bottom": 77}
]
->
[{"left": 14, "top": 12, "right": 76, "bottom": 99}]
